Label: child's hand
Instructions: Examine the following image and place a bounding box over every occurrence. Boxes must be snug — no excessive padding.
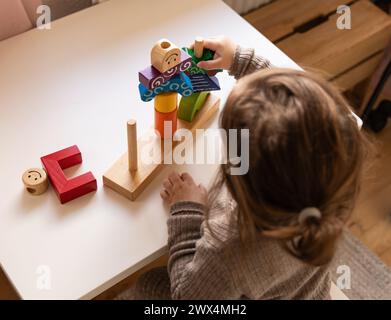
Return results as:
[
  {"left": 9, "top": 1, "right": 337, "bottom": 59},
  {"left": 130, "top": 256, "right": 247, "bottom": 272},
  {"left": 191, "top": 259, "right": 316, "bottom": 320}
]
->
[
  {"left": 160, "top": 172, "right": 208, "bottom": 207},
  {"left": 195, "top": 36, "right": 237, "bottom": 71}
]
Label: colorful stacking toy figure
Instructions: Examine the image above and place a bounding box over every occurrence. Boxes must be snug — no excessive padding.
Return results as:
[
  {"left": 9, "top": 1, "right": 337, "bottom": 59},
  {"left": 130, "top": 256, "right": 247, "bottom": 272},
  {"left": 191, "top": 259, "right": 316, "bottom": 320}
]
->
[
  {"left": 103, "top": 38, "right": 222, "bottom": 202},
  {"left": 138, "top": 37, "right": 222, "bottom": 138}
]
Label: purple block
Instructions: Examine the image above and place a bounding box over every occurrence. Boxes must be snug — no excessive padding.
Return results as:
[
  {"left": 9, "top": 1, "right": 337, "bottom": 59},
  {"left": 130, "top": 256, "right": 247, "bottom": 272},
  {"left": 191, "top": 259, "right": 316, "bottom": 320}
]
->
[{"left": 138, "top": 50, "right": 192, "bottom": 90}]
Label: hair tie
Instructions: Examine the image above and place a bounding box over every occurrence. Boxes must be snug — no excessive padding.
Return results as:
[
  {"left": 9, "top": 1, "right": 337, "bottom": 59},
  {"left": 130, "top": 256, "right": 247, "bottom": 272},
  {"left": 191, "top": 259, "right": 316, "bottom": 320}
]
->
[{"left": 298, "top": 207, "right": 322, "bottom": 224}]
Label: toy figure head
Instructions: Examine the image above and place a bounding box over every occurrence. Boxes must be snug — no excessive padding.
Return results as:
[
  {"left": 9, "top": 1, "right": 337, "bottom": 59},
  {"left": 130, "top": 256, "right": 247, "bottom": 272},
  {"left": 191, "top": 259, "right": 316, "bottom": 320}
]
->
[{"left": 151, "top": 39, "right": 181, "bottom": 73}]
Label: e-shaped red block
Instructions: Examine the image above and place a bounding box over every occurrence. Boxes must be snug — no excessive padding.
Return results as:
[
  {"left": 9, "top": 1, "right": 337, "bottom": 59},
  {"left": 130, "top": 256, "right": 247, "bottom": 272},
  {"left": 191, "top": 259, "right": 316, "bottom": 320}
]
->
[{"left": 41, "top": 145, "right": 97, "bottom": 204}]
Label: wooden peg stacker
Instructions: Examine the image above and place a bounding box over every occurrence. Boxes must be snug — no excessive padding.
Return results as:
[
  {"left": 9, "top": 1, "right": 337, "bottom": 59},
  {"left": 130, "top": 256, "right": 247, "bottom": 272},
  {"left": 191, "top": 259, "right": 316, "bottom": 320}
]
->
[
  {"left": 103, "top": 94, "right": 220, "bottom": 201},
  {"left": 103, "top": 38, "right": 221, "bottom": 201}
]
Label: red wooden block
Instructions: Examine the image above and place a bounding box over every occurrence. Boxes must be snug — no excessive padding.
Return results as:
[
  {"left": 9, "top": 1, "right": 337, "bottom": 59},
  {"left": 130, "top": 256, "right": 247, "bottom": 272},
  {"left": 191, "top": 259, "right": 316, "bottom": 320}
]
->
[
  {"left": 41, "top": 145, "right": 97, "bottom": 204},
  {"left": 154, "top": 108, "right": 177, "bottom": 139}
]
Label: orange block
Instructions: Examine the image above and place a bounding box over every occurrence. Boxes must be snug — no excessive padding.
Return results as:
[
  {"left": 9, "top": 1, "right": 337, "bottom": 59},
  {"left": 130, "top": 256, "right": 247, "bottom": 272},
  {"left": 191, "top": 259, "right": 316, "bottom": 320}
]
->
[
  {"left": 155, "top": 108, "right": 177, "bottom": 139},
  {"left": 154, "top": 92, "right": 177, "bottom": 113}
]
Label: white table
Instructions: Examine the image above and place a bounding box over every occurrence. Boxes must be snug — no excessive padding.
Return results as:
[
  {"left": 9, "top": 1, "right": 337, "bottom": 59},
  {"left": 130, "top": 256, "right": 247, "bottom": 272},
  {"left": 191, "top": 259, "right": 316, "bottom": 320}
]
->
[{"left": 0, "top": 0, "right": 298, "bottom": 299}]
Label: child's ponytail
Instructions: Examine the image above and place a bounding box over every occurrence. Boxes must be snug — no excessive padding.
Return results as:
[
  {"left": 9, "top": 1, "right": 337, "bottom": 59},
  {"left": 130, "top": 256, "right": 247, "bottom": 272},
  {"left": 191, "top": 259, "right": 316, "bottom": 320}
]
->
[{"left": 291, "top": 208, "right": 343, "bottom": 266}]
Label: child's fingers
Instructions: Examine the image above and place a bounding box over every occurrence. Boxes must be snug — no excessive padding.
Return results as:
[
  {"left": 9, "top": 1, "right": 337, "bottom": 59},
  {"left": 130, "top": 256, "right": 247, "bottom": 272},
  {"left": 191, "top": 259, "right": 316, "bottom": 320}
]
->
[
  {"left": 168, "top": 171, "right": 182, "bottom": 185},
  {"left": 197, "top": 58, "right": 223, "bottom": 70},
  {"left": 202, "top": 38, "right": 221, "bottom": 52},
  {"left": 160, "top": 189, "right": 170, "bottom": 200},
  {"left": 181, "top": 172, "right": 195, "bottom": 184},
  {"left": 162, "top": 180, "right": 173, "bottom": 193}
]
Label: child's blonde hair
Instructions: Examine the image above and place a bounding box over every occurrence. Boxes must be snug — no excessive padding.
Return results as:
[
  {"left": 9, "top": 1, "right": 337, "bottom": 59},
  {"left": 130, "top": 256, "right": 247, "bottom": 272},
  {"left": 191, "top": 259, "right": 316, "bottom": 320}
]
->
[{"left": 209, "top": 68, "right": 370, "bottom": 266}]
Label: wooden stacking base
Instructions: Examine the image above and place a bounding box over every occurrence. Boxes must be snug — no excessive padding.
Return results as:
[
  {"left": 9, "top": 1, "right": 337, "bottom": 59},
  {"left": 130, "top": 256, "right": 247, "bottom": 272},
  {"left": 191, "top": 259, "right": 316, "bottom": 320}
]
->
[{"left": 103, "top": 94, "right": 220, "bottom": 201}]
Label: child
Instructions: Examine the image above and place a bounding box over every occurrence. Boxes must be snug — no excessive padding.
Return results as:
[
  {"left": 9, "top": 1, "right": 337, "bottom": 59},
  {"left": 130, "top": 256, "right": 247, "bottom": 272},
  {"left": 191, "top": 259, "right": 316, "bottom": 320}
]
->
[{"left": 133, "top": 37, "right": 368, "bottom": 300}]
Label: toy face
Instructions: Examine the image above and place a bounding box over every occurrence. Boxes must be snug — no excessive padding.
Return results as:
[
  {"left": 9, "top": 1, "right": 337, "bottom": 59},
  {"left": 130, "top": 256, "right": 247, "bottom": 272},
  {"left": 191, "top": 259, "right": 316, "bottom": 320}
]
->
[
  {"left": 163, "top": 52, "right": 180, "bottom": 71},
  {"left": 23, "top": 169, "right": 46, "bottom": 186},
  {"left": 151, "top": 39, "right": 181, "bottom": 73},
  {"left": 22, "top": 167, "right": 49, "bottom": 195}
]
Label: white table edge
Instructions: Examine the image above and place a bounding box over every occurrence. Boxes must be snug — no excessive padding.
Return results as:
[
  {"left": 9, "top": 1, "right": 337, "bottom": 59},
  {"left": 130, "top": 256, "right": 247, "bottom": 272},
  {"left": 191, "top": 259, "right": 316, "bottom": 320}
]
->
[{"left": 80, "top": 245, "right": 168, "bottom": 300}]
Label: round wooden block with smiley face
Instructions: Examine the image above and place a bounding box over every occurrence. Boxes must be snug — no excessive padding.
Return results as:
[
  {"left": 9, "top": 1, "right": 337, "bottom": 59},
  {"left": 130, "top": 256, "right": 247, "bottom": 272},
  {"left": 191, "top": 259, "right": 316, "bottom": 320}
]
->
[
  {"left": 151, "top": 39, "right": 181, "bottom": 74},
  {"left": 22, "top": 168, "right": 49, "bottom": 195}
]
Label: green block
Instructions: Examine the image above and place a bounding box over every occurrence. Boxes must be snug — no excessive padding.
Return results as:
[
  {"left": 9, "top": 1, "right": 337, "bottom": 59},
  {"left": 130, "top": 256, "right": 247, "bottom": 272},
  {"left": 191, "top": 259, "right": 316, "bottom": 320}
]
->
[
  {"left": 178, "top": 92, "right": 210, "bottom": 122},
  {"left": 182, "top": 47, "right": 215, "bottom": 64},
  {"left": 182, "top": 47, "right": 223, "bottom": 75}
]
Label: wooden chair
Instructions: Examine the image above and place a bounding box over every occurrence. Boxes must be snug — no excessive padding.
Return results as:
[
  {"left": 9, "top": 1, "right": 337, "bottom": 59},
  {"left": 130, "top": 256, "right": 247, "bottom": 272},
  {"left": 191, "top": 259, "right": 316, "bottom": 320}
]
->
[{"left": 245, "top": 0, "right": 391, "bottom": 93}]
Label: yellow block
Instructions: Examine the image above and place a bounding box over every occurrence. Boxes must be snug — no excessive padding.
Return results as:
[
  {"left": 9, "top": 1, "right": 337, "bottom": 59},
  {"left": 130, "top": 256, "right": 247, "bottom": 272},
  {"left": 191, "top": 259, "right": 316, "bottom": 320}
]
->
[{"left": 154, "top": 92, "right": 177, "bottom": 113}]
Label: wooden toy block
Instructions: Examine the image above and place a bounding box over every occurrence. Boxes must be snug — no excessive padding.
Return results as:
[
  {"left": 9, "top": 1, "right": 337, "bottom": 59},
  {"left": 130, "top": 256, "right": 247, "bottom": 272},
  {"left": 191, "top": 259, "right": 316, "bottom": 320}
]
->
[
  {"left": 139, "top": 50, "right": 192, "bottom": 90},
  {"left": 178, "top": 92, "right": 210, "bottom": 122},
  {"left": 103, "top": 94, "right": 220, "bottom": 201},
  {"left": 182, "top": 47, "right": 223, "bottom": 75},
  {"left": 154, "top": 108, "right": 177, "bottom": 139},
  {"left": 183, "top": 47, "right": 215, "bottom": 64},
  {"left": 22, "top": 168, "right": 49, "bottom": 195},
  {"left": 194, "top": 37, "right": 204, "bottom": 59},
  {"left": 151, "top": 39, "right": 181, "bottom": 74},
  {"left": 190, "top": 74, "right": 221, "bottom": 92},
  {"left": 41, "top": 145, "right": 97, "bottom": 204},
  {"left": 139, "top": 72, "right": 193, "bottom": 102},
  {"left": 127, "top": 120, "right": 138, "bottom": 171},
  {"left": 154, "top": 92, "right": 177, "bottom": 113}
]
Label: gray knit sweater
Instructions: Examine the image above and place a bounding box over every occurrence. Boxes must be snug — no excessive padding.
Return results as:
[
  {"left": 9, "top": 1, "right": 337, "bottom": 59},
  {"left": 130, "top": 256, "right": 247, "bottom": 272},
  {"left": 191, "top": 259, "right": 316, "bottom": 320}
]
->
[{"left": 137, "top": 47, "right": 331, "bottom": 300}]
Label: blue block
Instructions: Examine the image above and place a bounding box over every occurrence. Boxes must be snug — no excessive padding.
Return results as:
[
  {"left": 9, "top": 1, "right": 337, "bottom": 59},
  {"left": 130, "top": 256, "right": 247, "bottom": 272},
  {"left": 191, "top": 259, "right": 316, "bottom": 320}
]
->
[
  {"left": 139, "top": 72, "right": 193, "bottom": 102},
  {"left": 189, "top": 74, "right": 220, "bottom": 93}
]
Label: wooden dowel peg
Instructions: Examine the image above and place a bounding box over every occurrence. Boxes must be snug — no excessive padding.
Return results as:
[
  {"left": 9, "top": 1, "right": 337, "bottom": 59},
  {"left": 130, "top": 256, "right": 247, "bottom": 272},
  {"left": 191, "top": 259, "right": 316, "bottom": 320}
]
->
[
  {"left": 194, "top": 37, "right": 204, "bottom": 58},
  {"left": 127, "top": 120, "right": 138, "bottom": 171}
]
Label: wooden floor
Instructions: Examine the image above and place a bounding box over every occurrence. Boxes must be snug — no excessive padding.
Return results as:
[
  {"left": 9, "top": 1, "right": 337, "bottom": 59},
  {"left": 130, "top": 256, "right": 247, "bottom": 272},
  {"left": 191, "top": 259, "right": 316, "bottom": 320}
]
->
[{"left": 348, "top": 123, "right": 391, "bottom": 266}]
